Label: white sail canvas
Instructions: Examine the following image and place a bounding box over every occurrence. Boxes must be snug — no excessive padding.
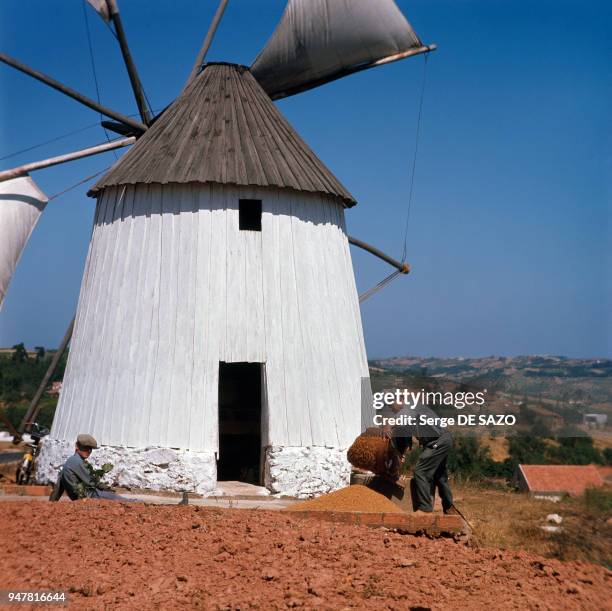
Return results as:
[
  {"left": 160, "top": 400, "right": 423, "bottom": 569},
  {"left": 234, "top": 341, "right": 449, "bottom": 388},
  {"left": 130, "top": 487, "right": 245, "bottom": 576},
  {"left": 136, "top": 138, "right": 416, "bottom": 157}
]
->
[
  {"left": 85, "top": 0, "right": 110, "bottom": 22},
  {"left": 251, "top": 0, "right": 423, "bottom": 99},
  {"left": 0, "top": 175, "right": 48, "bottom": 311}
]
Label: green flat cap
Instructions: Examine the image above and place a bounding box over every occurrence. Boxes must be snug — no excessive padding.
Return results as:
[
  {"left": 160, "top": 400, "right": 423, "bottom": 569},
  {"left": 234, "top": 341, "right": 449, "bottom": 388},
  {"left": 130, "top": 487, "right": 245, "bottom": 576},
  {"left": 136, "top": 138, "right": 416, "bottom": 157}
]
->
[{"left": 77, "top": 433, "right": 98, "bottom": 449}]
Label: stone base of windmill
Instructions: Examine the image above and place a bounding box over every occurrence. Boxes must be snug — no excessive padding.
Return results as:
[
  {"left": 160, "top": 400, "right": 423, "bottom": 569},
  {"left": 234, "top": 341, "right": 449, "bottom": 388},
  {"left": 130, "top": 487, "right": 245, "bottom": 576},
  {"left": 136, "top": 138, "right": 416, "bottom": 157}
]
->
[
  {"left": 264, "top": 447, "right": 351, "bottom": 498},
  {"left": 35, "top": 439, "right": 350, "bottom": 498}
]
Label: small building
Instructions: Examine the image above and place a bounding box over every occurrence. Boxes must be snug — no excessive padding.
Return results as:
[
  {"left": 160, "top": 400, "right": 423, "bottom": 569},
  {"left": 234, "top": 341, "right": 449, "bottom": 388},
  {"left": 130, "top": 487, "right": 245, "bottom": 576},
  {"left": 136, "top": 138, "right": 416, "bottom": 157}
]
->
[
  {"left": 583, "top": 413, "right": 608, "bottom": 428},
  {"left": 517, "top": 464, "right": 605, "bottom": 498}
]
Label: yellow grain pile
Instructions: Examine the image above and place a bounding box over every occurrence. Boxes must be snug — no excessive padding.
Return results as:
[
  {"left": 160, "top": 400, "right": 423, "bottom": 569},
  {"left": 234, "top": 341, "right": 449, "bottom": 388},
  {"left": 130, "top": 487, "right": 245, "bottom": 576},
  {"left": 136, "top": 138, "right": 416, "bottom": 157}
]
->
[{"left": 285, "top": 485, "right": 403, "bottom": 513}]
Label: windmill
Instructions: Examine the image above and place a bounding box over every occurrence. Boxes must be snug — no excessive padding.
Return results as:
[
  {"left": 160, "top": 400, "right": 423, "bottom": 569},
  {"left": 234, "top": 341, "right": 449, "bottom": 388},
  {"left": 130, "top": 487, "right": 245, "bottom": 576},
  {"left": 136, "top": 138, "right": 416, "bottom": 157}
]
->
[{"left": 0, "top": 0, "right": 435, "bottom": 496}]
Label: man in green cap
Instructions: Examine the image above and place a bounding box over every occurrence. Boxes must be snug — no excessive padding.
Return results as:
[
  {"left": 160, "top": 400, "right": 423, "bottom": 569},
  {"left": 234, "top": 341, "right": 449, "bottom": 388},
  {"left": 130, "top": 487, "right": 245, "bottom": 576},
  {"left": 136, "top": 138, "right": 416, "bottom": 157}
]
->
[{"left": 52, "top": 433, "right": 129, "bottom": 501}]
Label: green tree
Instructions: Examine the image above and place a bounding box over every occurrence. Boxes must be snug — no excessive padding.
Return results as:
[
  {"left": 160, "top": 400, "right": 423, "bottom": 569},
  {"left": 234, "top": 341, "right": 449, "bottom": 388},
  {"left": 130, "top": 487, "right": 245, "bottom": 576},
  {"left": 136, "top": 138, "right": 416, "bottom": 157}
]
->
[
  {"left": 507, "top": 436, "right": 548, "bottom": 465},
  {"left": 519, "top": 403, "right": 535, "bottom": 424},
  {"left": 0, "top": 345, "right": 68, "bottom": 431},
  {"left": 549, "top": 434, "right": 603, "bottom": 465},
  {"left": 531, "top": 419, "right": 552, "bottom": 438},
  {"left": 448, "top": 435, "right": 512, "bottom": 479},
  {"left": 11, "top": 343, "right": 28, "bottom": 363}
]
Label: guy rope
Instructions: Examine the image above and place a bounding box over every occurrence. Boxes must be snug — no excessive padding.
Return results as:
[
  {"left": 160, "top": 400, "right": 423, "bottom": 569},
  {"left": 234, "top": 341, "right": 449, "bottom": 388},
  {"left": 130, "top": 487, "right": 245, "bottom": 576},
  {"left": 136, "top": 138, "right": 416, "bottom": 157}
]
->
[{"left": 355, "top": 54, "right": 429, "bottom": 303}]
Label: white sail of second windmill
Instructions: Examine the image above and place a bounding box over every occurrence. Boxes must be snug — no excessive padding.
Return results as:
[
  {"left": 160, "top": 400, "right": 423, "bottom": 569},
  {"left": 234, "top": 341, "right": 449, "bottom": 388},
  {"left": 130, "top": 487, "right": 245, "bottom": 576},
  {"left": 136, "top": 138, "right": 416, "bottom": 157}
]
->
[{"left": 0, "top": 175, "right": 48, "bottom": 311}]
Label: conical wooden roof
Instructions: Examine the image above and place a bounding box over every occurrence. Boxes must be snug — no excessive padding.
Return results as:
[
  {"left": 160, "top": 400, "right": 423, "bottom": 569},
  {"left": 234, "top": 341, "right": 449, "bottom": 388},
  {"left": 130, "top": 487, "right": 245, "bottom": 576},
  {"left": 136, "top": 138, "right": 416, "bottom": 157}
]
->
[{"left": 90, "top": 63, "right": 355, "bottom": 206}]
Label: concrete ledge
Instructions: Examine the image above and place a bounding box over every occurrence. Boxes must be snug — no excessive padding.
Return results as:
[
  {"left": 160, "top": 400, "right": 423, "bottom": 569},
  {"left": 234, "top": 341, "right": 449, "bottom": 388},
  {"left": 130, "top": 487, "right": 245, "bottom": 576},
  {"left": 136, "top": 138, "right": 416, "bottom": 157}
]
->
[{"left": 1, "top": 485, "right": 51, "bottom": 497}]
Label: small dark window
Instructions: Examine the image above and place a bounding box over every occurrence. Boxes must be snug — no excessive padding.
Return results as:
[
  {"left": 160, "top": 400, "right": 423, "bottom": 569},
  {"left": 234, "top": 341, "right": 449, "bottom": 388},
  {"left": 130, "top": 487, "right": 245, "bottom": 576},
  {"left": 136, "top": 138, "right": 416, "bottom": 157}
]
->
[{"left": 239, "top": 199, "right": 262, "bottom": 231}]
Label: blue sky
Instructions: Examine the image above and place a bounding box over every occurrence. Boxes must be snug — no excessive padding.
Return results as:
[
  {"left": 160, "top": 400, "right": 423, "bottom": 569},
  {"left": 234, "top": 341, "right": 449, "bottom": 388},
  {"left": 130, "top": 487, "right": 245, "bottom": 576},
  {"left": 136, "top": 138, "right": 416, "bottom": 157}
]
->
[{"left": 0, "top": 0, "right": 610, "bottom": 358}]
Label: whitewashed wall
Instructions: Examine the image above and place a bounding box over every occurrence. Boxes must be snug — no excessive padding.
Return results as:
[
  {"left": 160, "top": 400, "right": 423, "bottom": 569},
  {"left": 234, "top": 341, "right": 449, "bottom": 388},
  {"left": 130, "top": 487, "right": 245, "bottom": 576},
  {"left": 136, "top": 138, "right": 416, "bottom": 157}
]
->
[{"left": 51, "top": 183, "right": 369, "bottom": 452}]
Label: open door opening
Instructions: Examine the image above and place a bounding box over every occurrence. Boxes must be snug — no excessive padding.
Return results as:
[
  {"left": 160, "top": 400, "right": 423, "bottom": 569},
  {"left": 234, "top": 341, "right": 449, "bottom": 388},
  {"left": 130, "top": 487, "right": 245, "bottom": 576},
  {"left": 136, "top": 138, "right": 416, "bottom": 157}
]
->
[{"left": 217, "top": 362, "right": 263, "bottom": 484}]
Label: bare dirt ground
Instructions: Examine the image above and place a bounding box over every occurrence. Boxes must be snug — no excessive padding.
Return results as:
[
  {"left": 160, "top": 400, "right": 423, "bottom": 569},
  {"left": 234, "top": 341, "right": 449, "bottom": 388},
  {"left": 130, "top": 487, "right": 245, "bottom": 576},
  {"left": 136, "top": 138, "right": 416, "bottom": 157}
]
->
[{"left": 0, "top": 502, "right": 609, "bottom": 609}]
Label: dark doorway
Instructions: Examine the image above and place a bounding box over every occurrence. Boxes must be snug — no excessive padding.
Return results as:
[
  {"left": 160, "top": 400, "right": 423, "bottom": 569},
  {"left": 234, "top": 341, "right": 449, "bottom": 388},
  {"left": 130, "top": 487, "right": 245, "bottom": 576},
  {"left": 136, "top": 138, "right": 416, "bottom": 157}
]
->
[{"left": 217, "top": 362, "right": 263, "bottom": 484}]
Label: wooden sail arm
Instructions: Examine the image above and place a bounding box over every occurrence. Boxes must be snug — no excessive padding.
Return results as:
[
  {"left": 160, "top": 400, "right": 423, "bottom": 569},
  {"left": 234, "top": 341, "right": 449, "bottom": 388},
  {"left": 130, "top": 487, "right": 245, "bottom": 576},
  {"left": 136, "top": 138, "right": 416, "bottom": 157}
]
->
[
  {"left": 270, "top": 44, "right": 437, "bottom": 101},
  {"left": 18, "top": 317, "right": 75, "bottom": 437},
  {"left": 0, "top": 138, "right": 135, "bottom": 183},
  {"left": 106, "top": 0, "right": 152, "bottom": 125},
  {"left": 184, "top": 0, "right": 230, "bottom": 89},
  {"left": 101, "top": 120, "right": 139, "bottom": 137},
  {"left": 0, "top": 53, "right": 147, "bottom": 134},
  {"left": 348, "top": 235, "right": 410, "bottom": 274}
]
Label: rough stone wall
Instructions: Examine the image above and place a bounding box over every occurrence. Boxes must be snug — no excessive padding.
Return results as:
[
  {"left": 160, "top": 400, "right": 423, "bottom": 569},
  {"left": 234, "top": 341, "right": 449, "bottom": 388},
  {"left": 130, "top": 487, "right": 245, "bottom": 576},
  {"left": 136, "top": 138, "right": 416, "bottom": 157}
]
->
[
  {"left": 37, "top": 440, "right": 350, "bottom": 498},
  {"left": 264, "top": 446, "right": 351, "bottom": 498},
  {"left": 35, "top": 438, "right": 216, "bottom": 495}
]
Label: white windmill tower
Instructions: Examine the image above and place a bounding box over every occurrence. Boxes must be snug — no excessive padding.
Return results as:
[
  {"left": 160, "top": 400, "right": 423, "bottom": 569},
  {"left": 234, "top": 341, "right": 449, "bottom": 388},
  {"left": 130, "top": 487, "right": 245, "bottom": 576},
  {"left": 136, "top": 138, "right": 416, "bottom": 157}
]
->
[{"left": 0, "top": 0, "right": 434, "bottom": 496}]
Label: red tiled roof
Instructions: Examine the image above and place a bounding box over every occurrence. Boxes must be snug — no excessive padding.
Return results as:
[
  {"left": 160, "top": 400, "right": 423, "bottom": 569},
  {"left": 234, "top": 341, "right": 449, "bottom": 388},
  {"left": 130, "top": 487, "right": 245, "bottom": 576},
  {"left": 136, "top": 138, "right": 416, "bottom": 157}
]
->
[{"left": 519, "top": 464, "right": 605, "bottom": 497}]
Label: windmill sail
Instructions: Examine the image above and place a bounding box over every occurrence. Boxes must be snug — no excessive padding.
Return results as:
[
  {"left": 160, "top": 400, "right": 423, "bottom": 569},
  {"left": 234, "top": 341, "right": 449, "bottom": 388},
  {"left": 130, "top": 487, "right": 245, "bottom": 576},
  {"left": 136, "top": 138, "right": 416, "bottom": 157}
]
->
[
  {"left": 85, "top": 0, "right": 110, "bottom": 22},
  {"left": 0, "top": 176, "right": 48, "bottom": 311},
  {"left": 251, "top": 0, "right": 428, "bottom": 100}
]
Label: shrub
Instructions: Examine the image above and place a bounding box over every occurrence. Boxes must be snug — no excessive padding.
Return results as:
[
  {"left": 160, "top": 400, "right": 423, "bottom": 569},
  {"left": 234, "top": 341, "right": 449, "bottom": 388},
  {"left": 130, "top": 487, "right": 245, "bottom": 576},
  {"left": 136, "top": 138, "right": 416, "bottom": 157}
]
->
[{"left": 583, "top": 486, "right": 612, "bottom": 517}]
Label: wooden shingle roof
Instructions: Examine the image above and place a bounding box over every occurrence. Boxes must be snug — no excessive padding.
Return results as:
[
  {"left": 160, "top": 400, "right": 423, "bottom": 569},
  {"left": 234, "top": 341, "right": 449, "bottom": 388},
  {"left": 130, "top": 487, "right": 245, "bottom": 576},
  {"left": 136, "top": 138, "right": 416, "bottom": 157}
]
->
[{"left": 89, "top": 63, "right": 355, "bottom": 206}]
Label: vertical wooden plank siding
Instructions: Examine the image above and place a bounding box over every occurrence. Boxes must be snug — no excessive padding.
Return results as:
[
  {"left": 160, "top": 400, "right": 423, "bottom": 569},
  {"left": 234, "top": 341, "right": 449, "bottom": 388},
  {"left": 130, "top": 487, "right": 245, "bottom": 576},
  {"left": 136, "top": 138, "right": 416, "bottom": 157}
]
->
[
  {"left": 53, "top": 184, "right": 369, "bottom": 450},
  {"left": 124, "top": 183, "right": 153, "bottom": 448},
  {"left": 191, "top": 184, "right": 212, "bottom": 450},
  {"left": 140, "top": 184, "right": 164, "bottom": 446},
  {"left": 51, "top": 189, "right": 108, "bottom": 441},
  {"left": 260, "top": 190, "right": 288, "bottom": 446}
]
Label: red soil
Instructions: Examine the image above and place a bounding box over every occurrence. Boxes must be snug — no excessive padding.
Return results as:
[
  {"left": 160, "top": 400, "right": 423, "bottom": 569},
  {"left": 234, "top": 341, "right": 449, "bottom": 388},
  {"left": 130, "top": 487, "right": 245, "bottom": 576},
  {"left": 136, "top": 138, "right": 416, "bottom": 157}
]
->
[{"left": 0, "top": 501, "right": 609, "bottom": 609}]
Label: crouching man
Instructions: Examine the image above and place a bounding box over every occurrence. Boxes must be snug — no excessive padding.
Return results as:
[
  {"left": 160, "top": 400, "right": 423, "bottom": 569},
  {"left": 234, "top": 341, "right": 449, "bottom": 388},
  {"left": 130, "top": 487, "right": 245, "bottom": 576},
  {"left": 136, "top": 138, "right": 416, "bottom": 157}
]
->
[{"left": 50, "top": 434, "right": 130, "bottom": 502}]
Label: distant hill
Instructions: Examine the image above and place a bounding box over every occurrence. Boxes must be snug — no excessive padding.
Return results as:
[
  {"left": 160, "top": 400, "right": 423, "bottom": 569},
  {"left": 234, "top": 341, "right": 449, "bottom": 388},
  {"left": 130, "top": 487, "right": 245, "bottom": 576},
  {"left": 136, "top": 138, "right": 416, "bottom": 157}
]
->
[
  {"left": 372, "top": 355, "right": 612, "bottom": 381},
  {"left": 369, "top": 355, "right": 612, "bottom": 455},
  {"left": 370, "top": 355, "right": 612, "bottom": 414},
  {"left": 370, "top": 355, "right": 612, "bottom": 432}
]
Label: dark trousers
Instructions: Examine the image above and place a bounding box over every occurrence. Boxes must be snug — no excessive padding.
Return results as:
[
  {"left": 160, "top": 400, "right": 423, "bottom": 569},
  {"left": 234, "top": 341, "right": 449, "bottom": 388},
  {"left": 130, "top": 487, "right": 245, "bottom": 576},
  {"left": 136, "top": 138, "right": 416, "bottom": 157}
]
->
[
  {"left": 49, "top": 482, "right": 135, "bottom": 503},
  {"left": 410, "top": 431, "right": 453, "bottom": 512}
]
